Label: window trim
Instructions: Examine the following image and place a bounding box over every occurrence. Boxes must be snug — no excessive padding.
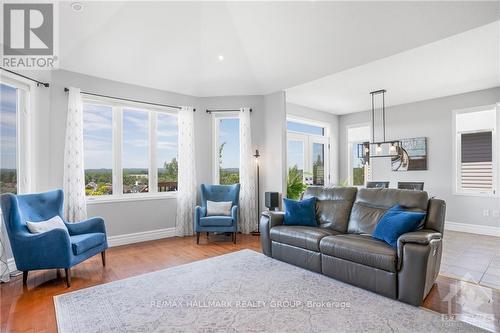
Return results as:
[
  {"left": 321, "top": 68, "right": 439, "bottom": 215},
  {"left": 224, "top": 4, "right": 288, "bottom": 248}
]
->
[
  {"left": 212, "top": 112, "right": 240, "bottom": 185},
  {"left": 1, "top": 73, "right": 35, "bottom": 194},
  {"left": 82, "top": 96, "right": 179, "bottom": 202},
  {"left": 452, "top": 104, "right": 499, "bottom": 197},
  {"left": 346, "top": 123, "right": 371, "bottom": 187}
]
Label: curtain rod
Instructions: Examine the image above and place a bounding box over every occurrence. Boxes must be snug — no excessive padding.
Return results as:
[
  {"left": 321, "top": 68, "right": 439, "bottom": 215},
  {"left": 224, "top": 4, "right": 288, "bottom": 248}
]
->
[
  {"left": 206, "top": 108, "right": 252, "bottom": 114},
  {"left": 63, "top": 88, "right": 196, "bottom": 111},
  {"left": 0, "top": 67, "right": 50, "bottom": 87}
]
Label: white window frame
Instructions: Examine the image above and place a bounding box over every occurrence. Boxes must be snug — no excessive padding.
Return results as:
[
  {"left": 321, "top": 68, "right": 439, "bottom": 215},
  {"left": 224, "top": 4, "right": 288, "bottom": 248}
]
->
[
  {"left": 452, "top": 104, "right": 499, "bottom": 197},
  {"left": 83, "top": 95, "right": 179, "bottom": 203},
  {"left": 0, "top": 74, "right": 34, "bottom": 194},
  {"left": 346, "top": 123, "right": 371, "bottom": 187},
  {"left": 286, "top": 116, "right": 331, "bottom": 186},
  {"left": 212, "top": 112, "right": 240, "bottom": 184}
]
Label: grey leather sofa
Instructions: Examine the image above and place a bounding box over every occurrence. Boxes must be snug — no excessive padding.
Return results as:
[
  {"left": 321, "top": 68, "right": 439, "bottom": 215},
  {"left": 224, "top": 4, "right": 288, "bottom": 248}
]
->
[{"left": 260, "top": 187, "right": 446, "bottom": 306}]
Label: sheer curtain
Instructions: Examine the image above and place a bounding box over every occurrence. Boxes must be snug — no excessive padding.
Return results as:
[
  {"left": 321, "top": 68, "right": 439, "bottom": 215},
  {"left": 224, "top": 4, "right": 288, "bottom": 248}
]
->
[
  {"left": 63, "top": 87, "right": 87, "bottom": 222},
  {"left": 176, "top": 106, "right": 197, "bottom": 236},
  {"left": 0, "top": 219, "right": 9, "bottom": 282},
  {"left": 239, "top": 107, "right": 257, "bottom": 234}
]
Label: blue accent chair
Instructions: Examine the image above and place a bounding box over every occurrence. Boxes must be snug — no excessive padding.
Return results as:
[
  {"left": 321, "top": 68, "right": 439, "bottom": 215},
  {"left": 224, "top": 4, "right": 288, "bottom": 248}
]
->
[
  {"left": 194, "top": 184, "right": 240, "bottom": 244},
  {"left": 0, "top": 189, "right": 108, "bottom": 287}
]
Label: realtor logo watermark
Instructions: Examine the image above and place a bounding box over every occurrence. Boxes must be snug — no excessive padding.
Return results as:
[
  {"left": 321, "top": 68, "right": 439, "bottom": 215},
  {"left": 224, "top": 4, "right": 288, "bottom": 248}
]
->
[{"left": 2, "top": 2, "right": 58, "bottom": 69}]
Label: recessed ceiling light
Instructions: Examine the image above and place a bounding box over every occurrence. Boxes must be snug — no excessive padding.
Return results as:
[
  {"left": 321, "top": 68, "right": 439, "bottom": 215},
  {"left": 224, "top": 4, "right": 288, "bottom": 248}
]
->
[
  {"left": 218, "top": 55, "right": 224, "bottom": 62},
  {"left": 71, "top": 2, "right": 84, "bottom": 12}
]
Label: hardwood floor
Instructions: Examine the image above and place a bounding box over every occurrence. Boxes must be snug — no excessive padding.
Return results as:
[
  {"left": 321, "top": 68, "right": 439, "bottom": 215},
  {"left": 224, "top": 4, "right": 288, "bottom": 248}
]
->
[{"left": 1, "top": 234, "right": 498, "bottom": 333}]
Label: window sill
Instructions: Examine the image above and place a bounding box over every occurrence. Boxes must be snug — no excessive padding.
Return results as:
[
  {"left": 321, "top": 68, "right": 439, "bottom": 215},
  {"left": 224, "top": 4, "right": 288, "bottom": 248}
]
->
[
  {"left": 453, "top": 191, "right": 499, "bottom": 198},
  {"left": 86, "top": 192, "right": 177, "bottom": 205}
]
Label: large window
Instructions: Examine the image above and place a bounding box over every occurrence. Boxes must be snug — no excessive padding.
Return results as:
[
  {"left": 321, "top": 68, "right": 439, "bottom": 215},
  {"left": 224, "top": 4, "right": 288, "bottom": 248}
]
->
[
  {"left": 214, "top": 116, "right": 240, "bottom": 185},
  {"left": 454, "top": 106, "right": 498, "bottom": 195},
  {"left": 286, "top": 119, "right": 329, "bottom": 186},
  {"left": 0, "top": 78, "right": 30, "bottom": 195},
  {"left": 83, "top": 99, "right": 178, "bottom": 199},
  {"left": 347, "top": 125, "right": 371, "bottom": 186}
]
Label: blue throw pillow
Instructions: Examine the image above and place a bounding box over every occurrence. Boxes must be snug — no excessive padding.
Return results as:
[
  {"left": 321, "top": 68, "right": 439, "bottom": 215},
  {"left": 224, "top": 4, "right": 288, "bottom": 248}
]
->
[
  {"left": 372, "top": 205, "right": 426, "bottom": 248},
  {"left": 283, "top": 197, "right": 317, "bottom": 227}
]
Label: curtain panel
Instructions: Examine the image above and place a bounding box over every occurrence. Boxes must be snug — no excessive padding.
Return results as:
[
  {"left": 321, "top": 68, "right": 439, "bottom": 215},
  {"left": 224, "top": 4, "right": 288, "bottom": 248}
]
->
[
  {"left": 176, "top": 106, "right": 197, "bottom": 236},
  {"left": 239, "top": 107, "right": 257, "bottom": 234},
  {"left": 63, "top": 87, "right": 88, "bottom": 222}
]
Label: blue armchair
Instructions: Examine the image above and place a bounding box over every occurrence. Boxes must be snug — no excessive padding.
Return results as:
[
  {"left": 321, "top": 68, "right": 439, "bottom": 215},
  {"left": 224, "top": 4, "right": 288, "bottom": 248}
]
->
[
  {"left": 0, "top": 189, "right": 108, "bottom": 287},
  {"left": 194, "top": 184, "right": 240, "bottom": 244}
]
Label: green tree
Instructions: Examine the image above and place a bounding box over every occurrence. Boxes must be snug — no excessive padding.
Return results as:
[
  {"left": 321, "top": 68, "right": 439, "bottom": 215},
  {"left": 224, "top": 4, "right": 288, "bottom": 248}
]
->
[
  {"left": 163, "top": 158, "right": 178, "bottom": 181},
  {"left": 286, "top": 165, "right": 307, "bottom": 200}
]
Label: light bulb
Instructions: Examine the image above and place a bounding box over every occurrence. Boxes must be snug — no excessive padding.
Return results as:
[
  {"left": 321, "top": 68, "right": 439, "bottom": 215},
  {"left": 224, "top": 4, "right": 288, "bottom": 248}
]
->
[
  {"left": 376, "top": 144, "right": 382, "bottom": 154},
  {"left": 389, "top": 143, "right": 396, "bottom": 154}
]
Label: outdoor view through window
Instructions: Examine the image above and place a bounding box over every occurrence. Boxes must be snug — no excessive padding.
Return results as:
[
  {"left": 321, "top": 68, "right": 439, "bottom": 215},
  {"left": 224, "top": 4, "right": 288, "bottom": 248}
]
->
[
  {"left": 217, "top": 118, "right": 240, "bottom": 185},
  {"left": 0, "top": 83, "right": 17, "bottom": 194},
  {"left": 83, "top": 103, "right": 179, "bottom": 196}
]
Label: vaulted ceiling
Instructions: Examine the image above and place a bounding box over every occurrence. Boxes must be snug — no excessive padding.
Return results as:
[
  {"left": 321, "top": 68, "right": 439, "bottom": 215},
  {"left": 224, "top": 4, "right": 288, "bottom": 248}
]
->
[{"left": 59, "top": 1, "right": 499, "bottom": 108}]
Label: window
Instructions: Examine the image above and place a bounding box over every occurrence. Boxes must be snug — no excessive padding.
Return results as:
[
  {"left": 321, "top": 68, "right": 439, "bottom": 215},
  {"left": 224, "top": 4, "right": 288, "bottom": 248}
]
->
[
  {"left": 82, "top": 99, "right": 178, "bottom": 199},
  {"left": 157, "top": 113, "right": 178, "bottom": 192},
  {"left": 214, "top": 116, "right": 240, "bottom": 185},
  {"left": 122, "top": 109, "right": 149, "bottom": 194},
  {"left": 83, "top": 104, "right": 113, "bottom": 196},
  {"left": 0, "top": 78, "right": 31, "bottom": 195},
  {"left": 454, "top": 106, "right": 498, "bottom": 195},
  {"left": 347, "top": 125, "right": 371, "bottom": 186},
  {"left": 286, "top": 119, "right": 329, "bottom": 186}
]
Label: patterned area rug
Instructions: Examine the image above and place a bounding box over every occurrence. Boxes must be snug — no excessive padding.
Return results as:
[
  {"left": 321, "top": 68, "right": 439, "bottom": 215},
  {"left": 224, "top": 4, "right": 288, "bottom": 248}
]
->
[{"left": 54, "top": 249, "right": 484, "bottom": 332}]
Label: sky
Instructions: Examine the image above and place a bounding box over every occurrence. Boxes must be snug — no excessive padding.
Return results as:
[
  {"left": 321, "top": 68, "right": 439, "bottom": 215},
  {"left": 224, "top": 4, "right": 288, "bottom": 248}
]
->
[
  {"left": 0, "top": 83, "right": 17, "bottom": 170},
  {"left": 83, "top": 104, "right": 178, "bottom": 170},
  {"left": 218, "top": 118, "right": 240, "bottom": 169}
]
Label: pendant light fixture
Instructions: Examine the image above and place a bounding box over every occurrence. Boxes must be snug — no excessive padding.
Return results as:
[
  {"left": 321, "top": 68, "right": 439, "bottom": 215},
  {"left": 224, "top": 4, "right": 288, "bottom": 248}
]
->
[{"left": 358, "top": 89, "right": 401, "bottom": 161}]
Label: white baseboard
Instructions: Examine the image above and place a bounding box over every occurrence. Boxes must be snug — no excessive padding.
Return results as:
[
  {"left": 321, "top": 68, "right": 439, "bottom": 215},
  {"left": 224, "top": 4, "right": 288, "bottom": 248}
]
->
[
  {"left": 445, "top": 221, "right": 500, "bottom": 237},
  {"left": 107, "top": 227, "right": 177, "bottom": 247}
]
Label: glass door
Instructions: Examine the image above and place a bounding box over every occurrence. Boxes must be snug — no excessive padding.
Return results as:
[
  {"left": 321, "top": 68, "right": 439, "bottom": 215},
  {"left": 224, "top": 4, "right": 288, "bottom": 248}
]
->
[{"left": 287, "top": 133, "right": 329, "bottom": 186}]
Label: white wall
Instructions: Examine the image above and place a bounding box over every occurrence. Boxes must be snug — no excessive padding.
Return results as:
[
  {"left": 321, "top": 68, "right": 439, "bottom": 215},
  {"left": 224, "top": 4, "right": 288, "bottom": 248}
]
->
[
  {"left": 339, "top": 87, "right": 500, "bottom": 229},
  {"left": 286, "top": 103, "right": 340, "bottom": 185},
  {"left": 262, "top": 92, "right": 287, "bottom": 207}
]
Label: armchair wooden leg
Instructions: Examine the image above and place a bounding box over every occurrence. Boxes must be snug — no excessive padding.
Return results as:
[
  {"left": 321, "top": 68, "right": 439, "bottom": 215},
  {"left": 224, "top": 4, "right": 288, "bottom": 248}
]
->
[
  {"left": 22, "top": 271, "right": 28, "bottom": 286},
  {"left": 233, "top": 232, "right": 236, "bottom": 244},
  {"left": 64, "top": 268, "right": 71, "bottom": 287},
  {"left": 101, "top": 251, "right": 106, "bottom": 266},
  {"left": 56, "top": 269, "right": 61, "bottom": 279},
  {"left": 196, "top": 232, "right": 200, "bottom": 244}
]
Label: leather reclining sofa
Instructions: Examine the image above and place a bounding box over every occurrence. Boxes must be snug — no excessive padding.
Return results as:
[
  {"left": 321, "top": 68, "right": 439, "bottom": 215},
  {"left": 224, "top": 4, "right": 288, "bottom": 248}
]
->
[{"left": 260, "top": 187, "right": 446, "bottom": 306}]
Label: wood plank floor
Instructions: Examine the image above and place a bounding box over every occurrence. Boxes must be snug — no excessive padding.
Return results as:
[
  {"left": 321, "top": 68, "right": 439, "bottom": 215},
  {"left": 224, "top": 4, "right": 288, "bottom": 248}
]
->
[{"left": 1, "top": 234, "right": 498, "bottom": 333}]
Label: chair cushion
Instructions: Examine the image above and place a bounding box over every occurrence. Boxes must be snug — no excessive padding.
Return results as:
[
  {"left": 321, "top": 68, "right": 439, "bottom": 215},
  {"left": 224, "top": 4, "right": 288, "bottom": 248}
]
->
[
  {"left": 70, "top": 232, "right": 106, "bottom": 255},
  {"left": 270, "top": 225, "right": 340, "bottom": 252},
  {"left": 319, "top": 234, "right": 397, "bottom": 272},
  {"left": 199, "top": 216, "right": 234, "bottom": 227}
]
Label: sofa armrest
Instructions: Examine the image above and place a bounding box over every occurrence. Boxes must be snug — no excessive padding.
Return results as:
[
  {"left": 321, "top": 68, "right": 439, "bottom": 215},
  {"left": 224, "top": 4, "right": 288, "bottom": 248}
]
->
[
  {"left": 398, "top": 229, "right": 441, "bottom": 248},
  {"left": 65, "top": 217, "right": 107, "bottom": 236},
  {"left": 260, "top": 211, "right": 284, "bottom": 256},
  {"left": 397, "top": 229, "right": 443, "bottom": 306}
]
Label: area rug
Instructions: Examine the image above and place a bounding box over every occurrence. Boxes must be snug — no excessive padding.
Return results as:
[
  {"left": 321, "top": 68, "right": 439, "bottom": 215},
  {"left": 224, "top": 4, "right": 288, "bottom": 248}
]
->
[{"left": 54, "top": 249, "right": 484, "bottom": 332}]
